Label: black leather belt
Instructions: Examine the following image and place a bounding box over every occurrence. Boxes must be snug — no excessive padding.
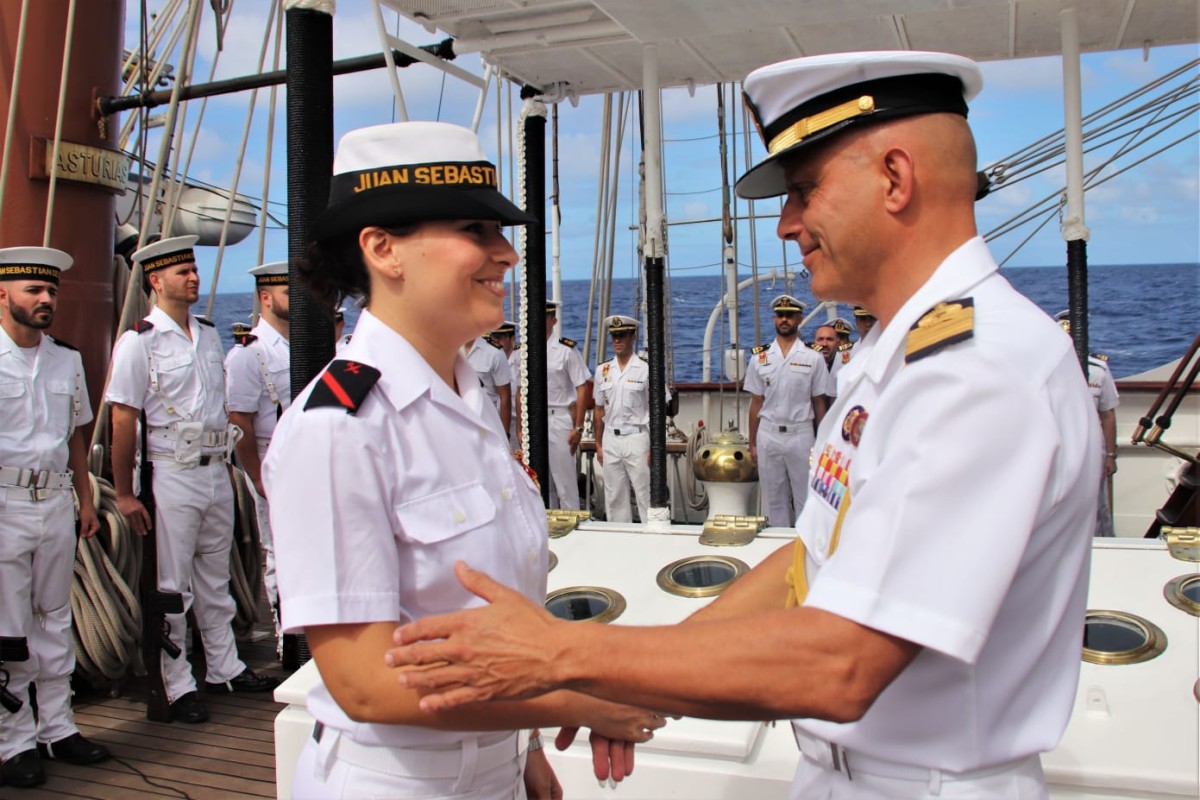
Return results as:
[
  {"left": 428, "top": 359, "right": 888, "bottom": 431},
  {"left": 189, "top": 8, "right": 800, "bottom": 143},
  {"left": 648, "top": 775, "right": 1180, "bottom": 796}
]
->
[
  {"left": 198, "top": 455, "right": 212, "bottom": 466},
  {"left": 612, "top": 427, "right": 646, "bottom": 436}
]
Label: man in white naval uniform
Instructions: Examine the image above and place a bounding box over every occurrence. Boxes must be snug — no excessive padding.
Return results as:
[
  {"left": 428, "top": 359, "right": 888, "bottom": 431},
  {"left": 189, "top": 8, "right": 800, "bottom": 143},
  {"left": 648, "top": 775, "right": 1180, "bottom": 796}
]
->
[
  {"left": 745, "top": 294, "right": 830, "bottom": 526},
  {"left": 592, "top": 314, "right": 652, "bottom": 522},
  {"left": 386, "top": 51, "right": 1102, "bottom": 800},
  {"left": 225, "top": 261, "right": 291, "bottom": 641},
  {"left": 0, "top": 248, "right": 110, "bottom": 788},
  {"left": 811, "top": 323, "right": 843, "bottom": 399},
  {"left": 465, "top": 331, "right": 512, "bottom": 432},
  {"left": 520, "top": 301, "right": 590, "bottom": 509},
  {"left": 107, "top": 236, "right": 277, "bottom": 725},
  {"left": 1057, "top": 310, "right": 1120, "bottom": 536}
]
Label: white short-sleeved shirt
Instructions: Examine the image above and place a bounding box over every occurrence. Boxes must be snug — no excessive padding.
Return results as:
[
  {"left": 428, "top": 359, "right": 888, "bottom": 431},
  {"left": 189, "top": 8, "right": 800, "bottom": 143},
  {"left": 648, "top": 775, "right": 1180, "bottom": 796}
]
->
[
  {"left": 546, "top": 338, "right": 591, "bottom": 408},
  {"left": 743, "top": 339, "right": 830, "bottom": 425},
  {"left": 1087, "top": 356, "right": 1119, "bottom": 414},
  {"left": 263, "top": 309, "right": 548, "bottom": 749},
  {"left": 794, "top": 237, "right": 1100, "bottom": 772},
  {"left": 225, "top": 320, "right": 291, "bottom": 443},
  {"left": 105, "top": 306, "right": 228, "bottom": 454},
  {"left": 0, "top": 327, "right": 91, "bottom": 472},
  {"left": 465, "top": 336, "right": 511, "bottom": 410},
  {"left": 594, "top": 355, "right": 650, "bottom": 429}
]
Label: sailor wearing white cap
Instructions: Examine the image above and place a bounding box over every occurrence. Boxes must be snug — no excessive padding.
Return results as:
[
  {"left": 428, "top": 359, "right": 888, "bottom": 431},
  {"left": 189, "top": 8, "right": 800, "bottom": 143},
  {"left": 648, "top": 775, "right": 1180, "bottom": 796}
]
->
[
  {"left": 383, "top": 51, "right": 1100, "bottom": 800},
  {"left": 225, "top": 262, "right": 291, "bottom": 641},
  {"left": 1057, "top": 310, "right": 1119, "bottom": 535},
  {"left": 106, "top": 236, "right": 277, "bottom": 725},
  {"left": 744, "top": 293, "right": 830, "bottom": 526},
  {"left": 263, "top": 121, "right": 658, "bottom": 799},
  {"left": 0, "top": 248, "right": 110, "bottom": 787},
  {"left": 593, "top": 315, "right": 651, "bottom": 522}
]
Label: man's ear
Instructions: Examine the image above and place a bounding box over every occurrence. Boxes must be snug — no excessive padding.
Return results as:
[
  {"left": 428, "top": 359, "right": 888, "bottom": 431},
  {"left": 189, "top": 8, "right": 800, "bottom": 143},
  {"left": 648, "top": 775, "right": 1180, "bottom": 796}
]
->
[{"left": 880, "top": 145, "right": 916, "bottom": 214}]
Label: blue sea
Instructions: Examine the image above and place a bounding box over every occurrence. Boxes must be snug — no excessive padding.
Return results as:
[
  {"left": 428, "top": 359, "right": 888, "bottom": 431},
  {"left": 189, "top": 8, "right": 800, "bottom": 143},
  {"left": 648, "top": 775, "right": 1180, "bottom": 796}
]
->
[{"left": 203, "top": 262, "right": 1197, "bottom": 382}]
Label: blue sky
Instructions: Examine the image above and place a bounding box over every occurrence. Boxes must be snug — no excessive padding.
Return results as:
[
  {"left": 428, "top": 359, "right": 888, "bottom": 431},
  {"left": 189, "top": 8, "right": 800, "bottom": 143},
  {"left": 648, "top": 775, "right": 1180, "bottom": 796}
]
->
[{"left": 122, "top": 4, "right": 1199, "bottom": 295}]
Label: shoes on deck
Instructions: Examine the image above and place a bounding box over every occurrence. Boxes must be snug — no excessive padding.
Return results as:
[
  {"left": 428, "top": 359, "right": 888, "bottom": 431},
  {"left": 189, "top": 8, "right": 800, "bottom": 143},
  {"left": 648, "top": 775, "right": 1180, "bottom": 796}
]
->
[
  {"left": 204, "top": 669, "right": 279, "bottom": 694},
  {"left": 169, "top": 691, "right": 209, "bottom": 724},
  {"left": 38, "top": 733, "right": 111, "bottom": 765},
  {"left": 1, "top": 749, "right": 45, "bottom": 788}
]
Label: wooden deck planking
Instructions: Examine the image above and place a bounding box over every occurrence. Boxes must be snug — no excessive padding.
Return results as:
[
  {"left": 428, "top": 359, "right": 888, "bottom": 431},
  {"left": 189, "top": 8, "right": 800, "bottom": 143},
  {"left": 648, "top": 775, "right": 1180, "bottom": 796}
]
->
[{"left": 1, "top": 611, "right": 296, "bottom": 800}]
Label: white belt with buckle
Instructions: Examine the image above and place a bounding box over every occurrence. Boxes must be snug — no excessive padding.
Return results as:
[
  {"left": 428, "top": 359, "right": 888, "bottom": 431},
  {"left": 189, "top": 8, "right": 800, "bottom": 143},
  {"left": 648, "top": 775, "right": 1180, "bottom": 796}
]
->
[
  {"left": 611, "top": 425, "right": 647, "bottom": 436},
  {"left": 313, "top": 723, "right": 519, "bottom": 779},
  {"left": 148, "top": 427, "right": 229, "bottom": 447},
  {"left": 0, "top": 466, "right": 73, "bottom": 491},
  {"left": 146, "top": 452, "right": 226, "bottom": 468}
]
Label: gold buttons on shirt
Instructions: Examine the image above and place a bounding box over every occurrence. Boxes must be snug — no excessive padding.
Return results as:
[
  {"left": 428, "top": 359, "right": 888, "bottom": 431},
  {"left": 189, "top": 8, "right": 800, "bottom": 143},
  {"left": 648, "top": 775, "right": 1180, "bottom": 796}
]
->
[
  {"left": 453, "top": 510, "right": 466, "bottom": 523},
  {"left": 502, "top": 488, "right": 512, "bottom": 501}
]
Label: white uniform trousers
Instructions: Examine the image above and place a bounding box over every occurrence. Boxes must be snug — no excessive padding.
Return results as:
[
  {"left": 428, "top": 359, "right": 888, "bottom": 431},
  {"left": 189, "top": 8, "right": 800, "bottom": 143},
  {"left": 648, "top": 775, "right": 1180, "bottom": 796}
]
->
[
  {"left": 293, "top": 727, "right": 527, "bottom": 800},
  {"left": 0, "top": 490, "right": 80, "bottom": 759},
  {"left": 790, "top": 743, "right": 1048, "bottom": 799},
  {"left": 150, "top": 461, "right": 245, "bottom": 699},
  {"left": 250, "top": 441, "right": 279, "bottom": 628},
  {"left": 756, "top": 423, "right": 816, "bottom": 527},
  {"left": 601, "top": 429, "right": 650, "bottom": 522},
  {"left": 547, "top": 408, "right": 580, "bottom": 510}
]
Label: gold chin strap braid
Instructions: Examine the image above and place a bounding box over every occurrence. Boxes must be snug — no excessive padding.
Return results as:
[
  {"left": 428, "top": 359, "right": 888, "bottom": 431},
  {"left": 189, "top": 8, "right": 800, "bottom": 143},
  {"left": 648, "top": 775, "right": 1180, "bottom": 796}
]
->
[{"left": 784, "top": 493, "right": 852, "bottom": 608}]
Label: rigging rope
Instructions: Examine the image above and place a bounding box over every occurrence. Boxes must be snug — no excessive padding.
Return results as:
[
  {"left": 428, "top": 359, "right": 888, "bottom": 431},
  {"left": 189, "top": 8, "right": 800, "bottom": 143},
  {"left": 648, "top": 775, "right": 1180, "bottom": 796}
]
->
[
  {"left": 41, "top": 0, "right": 79, "bottom": 246},
  {"left": 0, "top": 0, "right": 32, "bottom": 226}
]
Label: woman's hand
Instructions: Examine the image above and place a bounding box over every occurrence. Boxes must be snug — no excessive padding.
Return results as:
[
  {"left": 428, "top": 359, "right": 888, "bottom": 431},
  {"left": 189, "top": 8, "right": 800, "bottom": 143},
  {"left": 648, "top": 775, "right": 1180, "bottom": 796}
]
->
[{"left": 523, "top": 748, "right": 563, "bottom": 800}]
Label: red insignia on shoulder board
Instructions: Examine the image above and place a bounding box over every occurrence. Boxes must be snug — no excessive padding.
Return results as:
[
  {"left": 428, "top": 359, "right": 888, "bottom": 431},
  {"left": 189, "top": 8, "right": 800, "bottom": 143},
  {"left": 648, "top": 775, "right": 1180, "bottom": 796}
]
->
[{"left": 841, "top": 405, "right": 868, "bottom": 446}]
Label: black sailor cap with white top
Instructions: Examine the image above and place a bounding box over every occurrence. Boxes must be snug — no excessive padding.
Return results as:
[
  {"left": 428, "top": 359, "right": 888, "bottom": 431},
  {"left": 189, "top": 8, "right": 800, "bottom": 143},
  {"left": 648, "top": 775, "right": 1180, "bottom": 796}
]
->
[
  {"left": 0, "top": 246, "right": 73, "bottom": 283},
  {"left": 249, "top": 261, "right": 288, "bottom": 286},
  {"left": 310, "top": 121, "right": 537, "bottom": 241},
  {"left": 605, "top": 314, "right": 638, "bottom": 334},
  {"left": 131, "top": 235, "right": 199, "bottom": 274},
  {"left": 736, "top": 51, "right": 983, "bottom": 199}
]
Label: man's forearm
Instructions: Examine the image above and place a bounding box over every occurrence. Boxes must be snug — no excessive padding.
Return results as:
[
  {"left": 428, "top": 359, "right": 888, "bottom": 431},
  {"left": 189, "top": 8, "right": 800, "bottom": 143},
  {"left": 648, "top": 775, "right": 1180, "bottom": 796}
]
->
[
  {"left": 229, "top": 412, "right": 262, "bottom": 484},
  {"left": 109, "top": 407, "right": 138, "bottom": 497}
]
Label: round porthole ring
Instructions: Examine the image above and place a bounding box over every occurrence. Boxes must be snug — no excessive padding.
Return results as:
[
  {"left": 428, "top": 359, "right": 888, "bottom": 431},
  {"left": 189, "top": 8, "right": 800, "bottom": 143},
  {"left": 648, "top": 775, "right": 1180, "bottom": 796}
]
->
[
  {"left": 548, "top": 551, "right": 558, "bottom": 573},
  {"left": 1081, "top": 609, "right": 1167, "bottom": 666},
  {"left": 1164, "top": 573, "right": 1200, "bottom": 617},
  {"left": 656, "top": 555, "right": 750, "bottom": 598},
  {"left": 544, "top": 586, "right": 626, "bottom": 624}
]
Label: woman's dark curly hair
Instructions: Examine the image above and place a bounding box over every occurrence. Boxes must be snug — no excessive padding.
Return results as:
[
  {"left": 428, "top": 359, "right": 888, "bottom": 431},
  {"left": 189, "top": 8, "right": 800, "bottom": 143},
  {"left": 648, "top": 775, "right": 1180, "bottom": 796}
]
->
[{"left": 299, "top": 232, "right": 370, "bottom": 310}]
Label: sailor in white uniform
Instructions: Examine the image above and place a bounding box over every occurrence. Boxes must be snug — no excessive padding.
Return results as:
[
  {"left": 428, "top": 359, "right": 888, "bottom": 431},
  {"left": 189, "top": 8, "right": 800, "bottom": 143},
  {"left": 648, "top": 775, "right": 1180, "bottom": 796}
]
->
[
  {"left": 744, "top": 294, "right": 830, "bottom": 526},
  {"left": 225, "top": 261, "right": 291, "bottom": 639},
  {"left": 811, "top": 322, "right": 843, "bottom": 397},
  {"left": 107, "top": 237, "right": 277, "bottom": 725},
  {"left": 489, "top": 320, "right": 520, "bottom": 444},
  {"left": 334, "top": 306, "right": 352, "bottom": 354},
  {"left": 264, "top": 120, "right": 659, "bottom": 799},
  {"left": 1057, "top": 310, "right": 1120, "bottom": 535},
  {"left": 541, "top": 301, "right": 591, "bottom": 510},
  {"left": 593, "top": 314, "right": 651, "bottom": 522},
  {"left": 466, "top": 329, "right": 512, "bottom": 432},
  {"left": 0, "top": 248, "right": 110, "bottom": 788},
  {"left": 383, "top": 51, "right": 1102, "bottom": 800}
]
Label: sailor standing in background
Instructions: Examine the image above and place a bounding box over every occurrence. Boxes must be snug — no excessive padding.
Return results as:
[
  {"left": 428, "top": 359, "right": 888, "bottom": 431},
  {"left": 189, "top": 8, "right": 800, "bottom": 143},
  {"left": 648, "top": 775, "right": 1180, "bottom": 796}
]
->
[
  {"left": 225, "top": 261, "right": 291, "bottom": 645},
  {"left": 0, "top": 248, "right": 110, "bottom": 788},
  {"left": 107, "top": 236, "right": 277, "bottom": 725},
  {"left": 334, "top": 306, "right": 352, "bottom": 354},
  {"left": 811, "top": 323, "right": 842, "bottom": 398},
  {"left": 853, "top": 306, "right": 877, "bottom": 340},
  {"left": 466, "top": 327, "right": 513, "bottom": 432},
  {"left": 531, "top": 301, "right": 590, "bottom": 509},
  {"left": 745, "top": 294, "right": 830, "bottom": 526},
  {"left": 593, "top": 315, "right": 651, "bottom": 523},
  {"left": 1057, "top": 310, "right": 1120, "bottom": 536},
  {"left": 489, "top": 320, "right": 520, "bottom": 443}
]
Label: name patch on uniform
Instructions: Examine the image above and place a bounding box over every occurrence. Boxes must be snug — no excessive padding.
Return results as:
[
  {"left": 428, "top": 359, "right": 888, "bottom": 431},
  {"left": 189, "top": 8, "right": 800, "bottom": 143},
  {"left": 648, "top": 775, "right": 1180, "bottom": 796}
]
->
[
  {"left": 905, "top": 298, "right": 974, "bottom": 363},
  {"left": 810, "top": 443, "right": 852, "bottom": 511}
]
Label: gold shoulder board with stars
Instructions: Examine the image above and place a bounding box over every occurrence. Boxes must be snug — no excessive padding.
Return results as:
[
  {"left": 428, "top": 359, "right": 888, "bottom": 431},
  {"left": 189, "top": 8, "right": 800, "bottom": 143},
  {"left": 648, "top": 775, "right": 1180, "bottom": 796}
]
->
[
  {"left": 905, "top": 298, "right": 974, "bottom": 363},
  {"left": 1091, "top": 352, "right": 1108, "bottom": 362},
  {"left": 751, "top": 343, "right": 770, "bottom": 355},
  {"left": 559, "top": 336, "right": 577, "bottom": 348}
]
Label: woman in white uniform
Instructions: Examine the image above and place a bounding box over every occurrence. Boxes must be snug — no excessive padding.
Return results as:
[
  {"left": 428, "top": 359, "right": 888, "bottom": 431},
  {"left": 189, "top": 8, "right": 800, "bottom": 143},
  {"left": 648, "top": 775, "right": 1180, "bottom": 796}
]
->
[{"left": 263, "top": 121, "right": 662, "bottom": 800}]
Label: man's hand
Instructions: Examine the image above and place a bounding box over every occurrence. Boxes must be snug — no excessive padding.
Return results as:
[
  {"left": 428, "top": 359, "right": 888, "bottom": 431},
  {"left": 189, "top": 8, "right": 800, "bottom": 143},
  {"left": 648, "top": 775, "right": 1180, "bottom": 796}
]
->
[
  {"left": 78, "top": 504, "right": 101, "bottom": 539},
  {"left": 116, "top": 494, "right": 152, "bottom": 536},
  {"left": 523, "top": 748, "right": 563, "bottom": 800},
  {"left": 387, "top": 561, "right": 566, "bottom": 710},
  {"left": 595, "top": 445, "right": 604, "bottom": 466},
  {"left": 749, "top": 443, "right": 757, "bottom": 462},
  {"left": 568, "top": 429, "right": 581, "bottom": 456}
]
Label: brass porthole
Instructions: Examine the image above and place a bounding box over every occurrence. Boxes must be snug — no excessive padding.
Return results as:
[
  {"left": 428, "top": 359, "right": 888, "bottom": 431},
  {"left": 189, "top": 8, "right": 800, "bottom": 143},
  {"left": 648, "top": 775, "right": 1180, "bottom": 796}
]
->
[
  {"left": 1164, "top": 574, "right": 1200, "bottom": 617},
  {"left": 545, "top": 586, "right": 625, "bottom": 624},
  {"left": 1081, "top": 610, "right": 1167, "bottom": 665},
  {"left": 548, "top": 551, "right": 558, "bottom": 573},
  {"left": 656, "top": 556, "right": 750, "bottom": 598}
]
